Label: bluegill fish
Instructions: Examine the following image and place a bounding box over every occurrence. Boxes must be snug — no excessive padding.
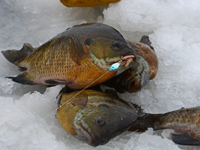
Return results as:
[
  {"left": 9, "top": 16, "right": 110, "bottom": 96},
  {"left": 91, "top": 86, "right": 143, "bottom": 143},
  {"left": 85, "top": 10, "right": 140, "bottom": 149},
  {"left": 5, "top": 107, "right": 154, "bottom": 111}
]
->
[
  {"left": 103, "top": 35, "right": 158, "bottom": 93},
  {"left": 56, "top": 89, "right": 142, "bottom": 146},
  {"left": 129, "top": 106, "right": 200, "bottom": 146},
  {"left": 2, "top": 23, "right": 136, "bottom": 89}
]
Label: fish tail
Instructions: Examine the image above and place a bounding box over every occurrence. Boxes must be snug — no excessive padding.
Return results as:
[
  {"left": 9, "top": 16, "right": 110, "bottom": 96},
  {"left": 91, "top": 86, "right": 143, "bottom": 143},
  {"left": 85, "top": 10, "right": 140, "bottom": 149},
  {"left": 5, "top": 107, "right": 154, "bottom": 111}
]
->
[
  {"left": 6, "top": 72, "right": 35, "bottom": 85},
  {"left": 1, "top": 43, "right": 34, "bottom": 65}
]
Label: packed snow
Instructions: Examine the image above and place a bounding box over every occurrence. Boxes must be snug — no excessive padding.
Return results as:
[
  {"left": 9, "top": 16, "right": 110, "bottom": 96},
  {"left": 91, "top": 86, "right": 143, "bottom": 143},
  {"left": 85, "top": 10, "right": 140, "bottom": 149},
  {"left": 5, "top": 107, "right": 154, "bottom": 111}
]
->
[{"left": 1, "top": 0, "right": 200, "bottom": 149}]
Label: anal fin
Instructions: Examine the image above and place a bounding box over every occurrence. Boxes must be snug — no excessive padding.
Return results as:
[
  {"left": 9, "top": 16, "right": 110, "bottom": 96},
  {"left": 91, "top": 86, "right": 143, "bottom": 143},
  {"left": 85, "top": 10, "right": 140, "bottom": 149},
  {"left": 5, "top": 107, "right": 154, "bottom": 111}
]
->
[
  {"left": 172, "top": 133, "right": 200, "bottom": 146},
  {"left": 7, "top": 73, "right": 35, "bottom": 85}
]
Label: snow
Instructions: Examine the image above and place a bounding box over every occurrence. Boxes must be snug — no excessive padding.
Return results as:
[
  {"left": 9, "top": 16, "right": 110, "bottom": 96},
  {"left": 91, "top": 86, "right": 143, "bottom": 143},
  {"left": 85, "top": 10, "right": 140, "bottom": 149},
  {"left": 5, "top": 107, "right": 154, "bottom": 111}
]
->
[{"left": 0, "top": 0, "right": 200, "bottom": 149}]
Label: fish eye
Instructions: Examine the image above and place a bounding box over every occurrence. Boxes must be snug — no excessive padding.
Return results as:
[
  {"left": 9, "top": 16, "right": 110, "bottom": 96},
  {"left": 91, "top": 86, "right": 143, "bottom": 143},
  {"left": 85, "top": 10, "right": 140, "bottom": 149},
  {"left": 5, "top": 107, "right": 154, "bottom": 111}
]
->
[
  {"left": 84, "top": 38, "right": 93, "bottom": 46},
  {"left": 112, "top": 41, "right": 121, "bottom": 50},
  {"left": 95, "top": 118, "right": 106, "bottom": 127}
]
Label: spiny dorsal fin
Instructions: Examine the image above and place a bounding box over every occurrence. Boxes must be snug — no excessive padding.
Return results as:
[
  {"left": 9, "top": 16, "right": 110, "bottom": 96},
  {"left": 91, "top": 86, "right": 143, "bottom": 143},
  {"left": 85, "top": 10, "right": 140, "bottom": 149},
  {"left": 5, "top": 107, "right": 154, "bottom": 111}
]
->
[{"left": 1, "top": 43, "right": 34, "bottom": 65}]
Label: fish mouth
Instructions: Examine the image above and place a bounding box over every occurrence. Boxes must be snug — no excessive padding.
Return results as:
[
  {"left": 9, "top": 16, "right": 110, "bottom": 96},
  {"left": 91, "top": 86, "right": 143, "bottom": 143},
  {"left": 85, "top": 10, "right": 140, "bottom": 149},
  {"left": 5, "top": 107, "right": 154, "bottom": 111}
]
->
[
  {"left": 120, "top": 55, "right": 135, "bottom": 68},
  {"left": 74, "top": 118, "right": 105, "bottom": 146},
  {"left": 75, "top": 123, "right": 94, "bottom": 146},
  {"left": 75, "top": 122, "right": 103, "bottom": 146},
  {"left": 108, "top": 54, "right": 136, "bottom": 75},
  {"left": 106, "top": 54, "right": 136, "bottom": 68}
]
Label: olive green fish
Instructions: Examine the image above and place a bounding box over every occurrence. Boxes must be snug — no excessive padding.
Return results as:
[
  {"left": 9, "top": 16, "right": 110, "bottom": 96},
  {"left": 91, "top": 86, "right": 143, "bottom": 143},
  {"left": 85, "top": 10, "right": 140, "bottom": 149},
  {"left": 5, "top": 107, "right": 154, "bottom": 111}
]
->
[
  {"left": 2, "top": 23, "right": 136, "bottom": 89},
  {"left": 56, "top": 89, "right": 142, "bottom": 146}
]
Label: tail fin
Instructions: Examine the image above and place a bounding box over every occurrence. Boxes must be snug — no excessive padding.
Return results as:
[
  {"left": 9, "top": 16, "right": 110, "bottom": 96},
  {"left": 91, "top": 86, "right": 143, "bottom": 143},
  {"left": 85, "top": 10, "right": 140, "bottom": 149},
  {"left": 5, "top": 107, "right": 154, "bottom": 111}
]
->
[{"left": 1, "top": 43, "right": 34, "bottom": 65}]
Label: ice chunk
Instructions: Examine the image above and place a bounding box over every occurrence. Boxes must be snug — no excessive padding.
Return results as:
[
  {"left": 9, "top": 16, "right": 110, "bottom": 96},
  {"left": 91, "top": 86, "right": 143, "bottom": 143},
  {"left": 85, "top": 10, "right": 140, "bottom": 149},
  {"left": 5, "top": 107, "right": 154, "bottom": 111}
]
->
[
  {"left": 124, "top": 131, "right": 180, "bottom": 150},
  {"left": 103, "top": 0, "right": 200, "bottom": 32}
]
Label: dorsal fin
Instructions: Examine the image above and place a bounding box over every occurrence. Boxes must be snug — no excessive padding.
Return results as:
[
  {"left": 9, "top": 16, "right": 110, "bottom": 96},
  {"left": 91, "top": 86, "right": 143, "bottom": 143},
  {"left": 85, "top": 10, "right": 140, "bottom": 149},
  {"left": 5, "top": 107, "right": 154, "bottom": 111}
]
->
[{"left": 140, "top": 35, "right": 154, "bottom": 51}]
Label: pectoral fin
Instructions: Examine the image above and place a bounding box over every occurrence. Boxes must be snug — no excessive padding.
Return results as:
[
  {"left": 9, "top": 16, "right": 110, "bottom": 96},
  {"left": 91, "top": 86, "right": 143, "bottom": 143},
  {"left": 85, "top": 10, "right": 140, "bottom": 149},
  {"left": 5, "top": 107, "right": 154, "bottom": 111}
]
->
[
  {"left": 172, "top": 133, "right": 200, "bottom": 146},
  {"left": 68, "top": 36, "right": 86, "bottom": 64},
  {"left": 45, "top": 79, "right": 73, "bottom": 85}
]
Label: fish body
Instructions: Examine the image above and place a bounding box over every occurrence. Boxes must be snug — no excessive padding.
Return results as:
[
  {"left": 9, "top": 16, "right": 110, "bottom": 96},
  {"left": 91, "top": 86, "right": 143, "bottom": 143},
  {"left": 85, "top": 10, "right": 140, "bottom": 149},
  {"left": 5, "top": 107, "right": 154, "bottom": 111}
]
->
[
  {"left": 103, "top": 35, "right": 158, "bottom": 93},
  {"left": 129, "top": 106, "right": 200, "bottom": 146},
  {"left": 56, "top": 89, "right": 141, "bottom": 146},
  {"left": 154, "top": 107, "right": 200, "bottom": 146},
  {"left": 2, "top": 23, "right": 136, "bottom": 89}
]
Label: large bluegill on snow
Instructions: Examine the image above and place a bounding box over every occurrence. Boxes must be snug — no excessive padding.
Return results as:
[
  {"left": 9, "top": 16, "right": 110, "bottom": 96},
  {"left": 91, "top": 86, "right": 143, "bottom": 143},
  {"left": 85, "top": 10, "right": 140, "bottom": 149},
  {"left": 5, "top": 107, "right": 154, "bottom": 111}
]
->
[{"left": 2, "top": 23, "right": 136, "bottom": 89}]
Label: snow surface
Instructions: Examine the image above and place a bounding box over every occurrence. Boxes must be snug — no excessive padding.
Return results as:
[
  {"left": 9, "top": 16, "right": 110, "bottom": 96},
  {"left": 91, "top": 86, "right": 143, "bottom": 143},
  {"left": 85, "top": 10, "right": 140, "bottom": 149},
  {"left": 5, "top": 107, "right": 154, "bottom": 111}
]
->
[{"left": 0, "top": 0, "right": 200, "bottom": 149}]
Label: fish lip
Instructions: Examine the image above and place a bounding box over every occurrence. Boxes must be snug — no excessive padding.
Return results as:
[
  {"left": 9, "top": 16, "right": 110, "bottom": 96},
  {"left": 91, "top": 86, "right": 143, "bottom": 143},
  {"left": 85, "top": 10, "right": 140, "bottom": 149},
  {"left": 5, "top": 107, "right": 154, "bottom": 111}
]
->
[
  {"left": 75, "top": 123, "right": 95, "bottom": 146},
  {"left": 75, "top": 122, "right": 103, "bottom": 146}
]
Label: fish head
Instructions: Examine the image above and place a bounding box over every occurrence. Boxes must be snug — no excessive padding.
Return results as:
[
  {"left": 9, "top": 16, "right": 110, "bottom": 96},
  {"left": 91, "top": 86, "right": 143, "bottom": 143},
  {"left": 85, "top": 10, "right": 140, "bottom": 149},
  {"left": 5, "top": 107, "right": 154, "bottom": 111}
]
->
[
  {"left": 85, "top": 37, "right": 137, "bottom": 75},
  {"left": 73, "top": 103, "right": 137, "bottom": 146}
]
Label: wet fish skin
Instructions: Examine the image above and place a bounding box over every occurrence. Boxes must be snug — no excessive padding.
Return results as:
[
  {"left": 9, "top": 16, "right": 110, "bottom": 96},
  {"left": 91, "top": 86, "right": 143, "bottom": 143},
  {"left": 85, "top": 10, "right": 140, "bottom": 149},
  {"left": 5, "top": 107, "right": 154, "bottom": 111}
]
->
[
  {"left": 56, "top": 89, "right": 141, "bottom": 146},
  {"left": 2, "top": 23, "right": 136, "bottom": 89}
]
